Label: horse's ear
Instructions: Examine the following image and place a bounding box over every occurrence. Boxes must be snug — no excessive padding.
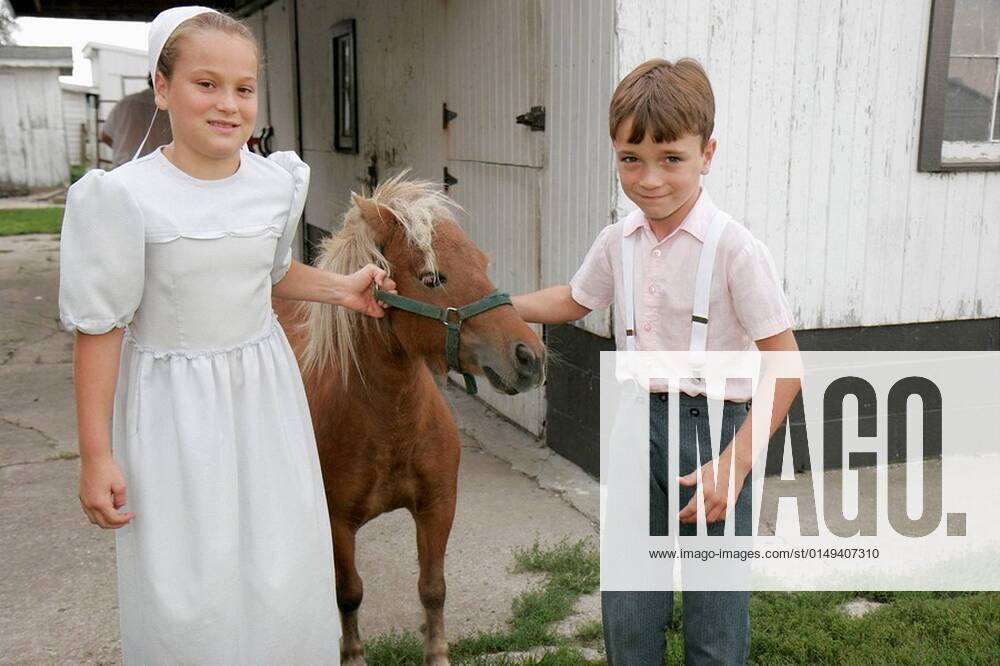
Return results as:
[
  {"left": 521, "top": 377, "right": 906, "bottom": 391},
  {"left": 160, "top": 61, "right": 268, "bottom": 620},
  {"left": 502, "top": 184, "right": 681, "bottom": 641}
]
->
[{"left": 351, "top": 192, "right": 395, "bottom": 243}]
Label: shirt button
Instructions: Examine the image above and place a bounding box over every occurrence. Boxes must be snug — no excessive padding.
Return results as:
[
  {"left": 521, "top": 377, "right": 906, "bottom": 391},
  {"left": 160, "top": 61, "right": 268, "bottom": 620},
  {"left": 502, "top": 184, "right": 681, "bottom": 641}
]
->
[
  {"left": 690, "top": 407, "right": 700, "bottom": 417},
  {"left": 643, "top": 323, "right": 652, "bottom": 332},
  {"left": 648, "top": 285, "right": 656, "bottom": 294},
  {"left": 653, "top": 249, "right": 662, "bottom": 257}
]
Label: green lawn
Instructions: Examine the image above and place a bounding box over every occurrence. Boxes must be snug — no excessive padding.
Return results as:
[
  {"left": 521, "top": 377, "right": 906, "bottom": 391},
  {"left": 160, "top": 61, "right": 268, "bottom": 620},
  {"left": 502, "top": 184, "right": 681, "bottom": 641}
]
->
[
  {"left": 361, "top": 540, "right": 1000, "bottom": 665},
  {"left": 0, "top": 208, "right": 64, "bottom": 236}
]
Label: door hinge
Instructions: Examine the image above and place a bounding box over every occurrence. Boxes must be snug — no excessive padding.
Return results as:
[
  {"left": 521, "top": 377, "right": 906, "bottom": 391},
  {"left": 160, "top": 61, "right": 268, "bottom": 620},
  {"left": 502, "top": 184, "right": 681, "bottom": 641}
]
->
[
  {"left": 443, "top": 102, "right": 458, "bottom": 129},
  {"left": 443, "top": 166, "right": 458, "bottom": 191},
  {"left": 515, "top": 106, "right": 545, "bottom": 131}
]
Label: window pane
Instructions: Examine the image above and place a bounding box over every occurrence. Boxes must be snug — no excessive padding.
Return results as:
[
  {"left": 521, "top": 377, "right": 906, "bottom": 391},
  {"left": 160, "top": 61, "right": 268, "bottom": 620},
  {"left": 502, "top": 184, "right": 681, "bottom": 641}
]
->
[
  {"left": 943, "top": 56, "right": 997, "bottom": 141},
  {"left": 951, "top": 0, "right": 1000, "bottom": 55}
]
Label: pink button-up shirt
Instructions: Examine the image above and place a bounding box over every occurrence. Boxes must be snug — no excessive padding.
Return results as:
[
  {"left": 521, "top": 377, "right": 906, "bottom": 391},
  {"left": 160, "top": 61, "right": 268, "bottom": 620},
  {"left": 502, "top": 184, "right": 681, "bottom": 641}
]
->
[{"left": 569, "top": 189, "right": 794, "bottom": 399}]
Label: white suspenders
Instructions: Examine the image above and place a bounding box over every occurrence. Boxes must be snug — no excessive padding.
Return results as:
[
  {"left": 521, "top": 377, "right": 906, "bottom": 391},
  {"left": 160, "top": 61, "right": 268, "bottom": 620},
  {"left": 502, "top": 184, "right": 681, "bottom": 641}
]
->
[
  {"left": 621, "top": 209, "right": 730, "bottom": 373},
  {"left": 621, "top": 210, "right": 644, "bottom": 353}
]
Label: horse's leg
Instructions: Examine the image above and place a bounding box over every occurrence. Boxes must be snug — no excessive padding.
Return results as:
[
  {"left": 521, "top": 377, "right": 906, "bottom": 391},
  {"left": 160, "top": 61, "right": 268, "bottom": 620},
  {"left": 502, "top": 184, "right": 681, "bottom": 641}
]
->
[
  {"left": 413, "top": 498, "right": 456, "bottom": 666},
  {"left": 332, "top": 519, "right": 366, "bottom": 665}
]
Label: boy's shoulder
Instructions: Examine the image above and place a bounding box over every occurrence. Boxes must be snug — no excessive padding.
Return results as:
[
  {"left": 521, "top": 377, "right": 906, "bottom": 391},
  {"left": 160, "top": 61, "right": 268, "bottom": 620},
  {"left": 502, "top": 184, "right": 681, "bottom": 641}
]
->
[{"left": 716, "top": 212, "right": 762, "bottom": 257}]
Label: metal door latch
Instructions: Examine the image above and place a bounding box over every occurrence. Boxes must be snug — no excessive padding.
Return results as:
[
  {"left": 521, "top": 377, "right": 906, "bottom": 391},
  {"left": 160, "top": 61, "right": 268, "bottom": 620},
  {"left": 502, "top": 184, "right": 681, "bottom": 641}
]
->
[
  {"left": 515, "top": 106, "right": 545, "bottom": 131},
  {"left": 443, "top": 102, "right": 458, "bottom": 129},
  {"left": 443, "top": 166, "right": 458, "bottom": 191}
]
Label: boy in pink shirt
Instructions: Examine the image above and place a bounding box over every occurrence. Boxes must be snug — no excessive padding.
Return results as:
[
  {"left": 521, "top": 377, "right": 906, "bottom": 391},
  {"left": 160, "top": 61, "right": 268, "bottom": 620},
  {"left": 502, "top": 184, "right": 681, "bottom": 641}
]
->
[{"left": 513, "top": 58, "right": 800, "bottom": 665}]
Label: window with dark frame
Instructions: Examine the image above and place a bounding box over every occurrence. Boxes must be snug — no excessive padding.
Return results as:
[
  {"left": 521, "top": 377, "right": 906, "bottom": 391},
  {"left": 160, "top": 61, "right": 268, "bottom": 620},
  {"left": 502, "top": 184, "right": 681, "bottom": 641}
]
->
[
  {"left": 919, "top": 0, "right": 1000, "bottom": 171},
  {"left": 331, "top": 19, "right": 358, "bottom": 154}
]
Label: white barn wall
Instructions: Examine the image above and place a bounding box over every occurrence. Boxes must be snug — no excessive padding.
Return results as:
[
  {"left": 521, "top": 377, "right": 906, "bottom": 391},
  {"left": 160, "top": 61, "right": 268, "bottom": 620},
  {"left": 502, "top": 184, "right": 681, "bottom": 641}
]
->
[
  {"left": 544, "top": 0, "right": 617, "bottom": 338},
  {"left": 0, "top": 68, "right": 69, "bottom": 188},
  {"left": 61, "top": 86, "right": 95, "bottom": 168},
  {"left": 293, "top": 0, "right": 554, "bottom": 433},
  {"left": 615, "top": 0, "right": 1000, "bottom": 329},
  {"left": 60, "top": 90, "right": 86, "bottom": 166},
  {"left": 295, "top": 0, "right": 447, "bottom": 233},
  {"left": 441, "top": 0, "right": 547, "bottom": 434},
  {"left": 245, "top": 0, "right": 299, "bottom": 154}
]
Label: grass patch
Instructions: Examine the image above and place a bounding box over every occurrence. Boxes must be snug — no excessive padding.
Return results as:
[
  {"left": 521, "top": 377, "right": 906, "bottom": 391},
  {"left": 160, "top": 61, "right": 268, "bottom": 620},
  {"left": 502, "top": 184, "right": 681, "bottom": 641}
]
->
[
  {"left": 574, "top": 620, "right": 603, "bottom": 642},
  {"left": 70, "top": 164, "right": 88, "bottom": 183},
  {"left": 0, "top": 208, "right": 64, "bottom": 236},
  {"left": 663, "top": 591, "right": 1000, "bottom": 665},
  {"left": 744, "top": 591, "right": 1000, "bottom": 666},
  {"left": 363, "top": 539, "right": 601, "bottom": 665},
  {"left": 363, "top": 632, "right": 424, "bottom": 665},
  {"left": 362, "top": 544, "right": 998, "bottom": 664}
]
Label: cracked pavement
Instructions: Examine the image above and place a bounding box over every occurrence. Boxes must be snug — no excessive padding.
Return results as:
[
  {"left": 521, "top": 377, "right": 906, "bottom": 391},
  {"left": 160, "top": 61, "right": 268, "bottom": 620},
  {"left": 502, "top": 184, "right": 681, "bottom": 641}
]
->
[{"left": 0, "top": 233, "right": 599, "bottom": 664}]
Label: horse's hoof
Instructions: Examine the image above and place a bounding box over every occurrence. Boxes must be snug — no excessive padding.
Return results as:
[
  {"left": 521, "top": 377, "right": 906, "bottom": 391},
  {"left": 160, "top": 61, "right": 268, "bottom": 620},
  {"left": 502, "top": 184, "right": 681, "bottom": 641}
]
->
[{"left": 343, "top": 655, "right": 366, "bottom": 666}]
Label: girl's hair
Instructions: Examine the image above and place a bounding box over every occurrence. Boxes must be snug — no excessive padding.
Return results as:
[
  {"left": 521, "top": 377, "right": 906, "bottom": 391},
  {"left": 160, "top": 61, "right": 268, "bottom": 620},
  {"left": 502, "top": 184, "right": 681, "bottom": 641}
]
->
[{"left": 157, "top": 12, "right": 260, "bottom": 80}]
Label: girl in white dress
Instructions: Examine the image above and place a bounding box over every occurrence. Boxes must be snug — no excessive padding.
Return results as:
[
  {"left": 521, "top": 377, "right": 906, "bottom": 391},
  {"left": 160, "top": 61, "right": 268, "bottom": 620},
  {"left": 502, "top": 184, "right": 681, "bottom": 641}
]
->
[{"left": 59, "top": 7, "right": 391, "bottom": 663}]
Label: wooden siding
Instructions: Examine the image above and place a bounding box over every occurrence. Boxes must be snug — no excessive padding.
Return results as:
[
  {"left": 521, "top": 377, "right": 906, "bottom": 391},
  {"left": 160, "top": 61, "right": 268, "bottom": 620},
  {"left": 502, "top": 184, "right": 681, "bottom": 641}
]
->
[
  {"left": 296, "top": 0, "right": 447, "bottom": 231},
  {"left": 616, "top": 0, "right": 1000, "bottom": 328},
  {"left": 442, "top": 1, "right": 546, "bottom": 433},
  {"left": 445, "top": 160, "right": 545, "bottom": 432},
  {"left": 0, "top": 68, "right": 70, "bottom": 188},
  {"left": 61, "top": 89, "right": 92, "bottom": 167},
  {"left": 544, "top": 0, "right": 617, "bottom": 338}
]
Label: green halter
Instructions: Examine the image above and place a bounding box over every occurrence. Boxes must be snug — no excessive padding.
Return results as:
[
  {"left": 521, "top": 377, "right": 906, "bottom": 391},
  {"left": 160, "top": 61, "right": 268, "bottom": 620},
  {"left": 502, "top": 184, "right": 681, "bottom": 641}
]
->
[{"left": 374, "top": 288, "right": 513, "bottom": 394}]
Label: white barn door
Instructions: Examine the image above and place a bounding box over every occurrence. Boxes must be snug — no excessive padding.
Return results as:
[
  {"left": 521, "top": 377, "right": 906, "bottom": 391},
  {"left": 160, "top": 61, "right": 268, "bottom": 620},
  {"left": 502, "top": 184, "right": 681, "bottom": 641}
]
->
[{"left": 443, "top": 0, "right": 547, "bottom": 435}]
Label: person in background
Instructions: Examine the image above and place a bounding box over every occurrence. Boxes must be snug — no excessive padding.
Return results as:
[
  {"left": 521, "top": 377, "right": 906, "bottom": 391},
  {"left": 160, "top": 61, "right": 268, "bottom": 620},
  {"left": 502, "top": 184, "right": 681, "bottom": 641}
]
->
[{"left": 100, "top": 75, "right": 173, "bottom": 168}]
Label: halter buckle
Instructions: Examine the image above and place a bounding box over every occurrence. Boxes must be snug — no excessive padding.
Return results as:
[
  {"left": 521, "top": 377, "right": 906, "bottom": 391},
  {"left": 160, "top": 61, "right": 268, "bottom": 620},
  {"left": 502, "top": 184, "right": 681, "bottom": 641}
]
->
[{"left": 441, "top": 307, "right": 461, "bottom": 327}]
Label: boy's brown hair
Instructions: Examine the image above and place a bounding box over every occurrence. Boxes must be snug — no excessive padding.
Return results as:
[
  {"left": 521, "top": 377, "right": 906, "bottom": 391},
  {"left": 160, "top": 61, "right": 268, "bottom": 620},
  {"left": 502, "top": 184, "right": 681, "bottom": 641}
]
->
[{"left": 609, "top": 58, "right": 715, "bottom": 147}]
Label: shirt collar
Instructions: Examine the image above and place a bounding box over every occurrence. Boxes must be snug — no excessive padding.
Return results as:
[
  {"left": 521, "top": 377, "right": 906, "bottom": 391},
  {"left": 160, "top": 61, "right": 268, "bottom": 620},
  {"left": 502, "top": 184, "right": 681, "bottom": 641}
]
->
[{"left": 622, "top": 188, "right": 718, "bottom": 243}]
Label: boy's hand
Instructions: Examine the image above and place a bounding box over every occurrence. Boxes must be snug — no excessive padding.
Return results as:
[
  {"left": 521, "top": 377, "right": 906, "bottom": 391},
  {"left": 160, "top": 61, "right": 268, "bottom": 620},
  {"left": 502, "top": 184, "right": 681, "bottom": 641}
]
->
[
  {"left": 676, "top": 448, "right": 749, "bottom": 525},
  {"left": 337, "top": 264, "right": 396, "bottom": 317},
  {"left": 79, "top": 455, "right": 134, "bottom": 529}
]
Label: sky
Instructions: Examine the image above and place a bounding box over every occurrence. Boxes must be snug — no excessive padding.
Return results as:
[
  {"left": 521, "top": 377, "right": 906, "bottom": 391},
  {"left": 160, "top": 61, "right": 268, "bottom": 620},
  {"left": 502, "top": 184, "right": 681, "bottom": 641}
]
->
[{"left": 13, "top": 17, "right": 149, "bottom": 87}]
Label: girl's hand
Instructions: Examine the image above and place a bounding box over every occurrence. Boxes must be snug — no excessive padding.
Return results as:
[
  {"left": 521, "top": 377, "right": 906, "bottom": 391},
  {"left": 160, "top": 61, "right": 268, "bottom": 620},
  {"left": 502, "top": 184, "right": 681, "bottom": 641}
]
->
[
  {"left": 337, "top": 264, "right": 397, "bottom": 317},
  {"left": 676, "top": 449, "right": 749, "bottom": 525},
  {"left": 79, "top": 456, "right": 134, "bottom": 529}
]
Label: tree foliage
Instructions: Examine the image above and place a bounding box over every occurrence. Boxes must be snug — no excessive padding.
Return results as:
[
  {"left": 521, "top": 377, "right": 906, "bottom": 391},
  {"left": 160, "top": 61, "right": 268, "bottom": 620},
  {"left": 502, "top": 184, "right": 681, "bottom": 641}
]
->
[{"left": 0, "top": 1, "right": 18, "bottom": 46}]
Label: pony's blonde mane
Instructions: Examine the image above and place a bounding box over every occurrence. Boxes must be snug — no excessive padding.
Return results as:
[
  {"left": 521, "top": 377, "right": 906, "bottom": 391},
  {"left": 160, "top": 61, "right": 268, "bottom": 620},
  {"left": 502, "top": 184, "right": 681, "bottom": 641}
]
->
[{"left": 298, "top": 171, "right": 458, "bottom": 385}]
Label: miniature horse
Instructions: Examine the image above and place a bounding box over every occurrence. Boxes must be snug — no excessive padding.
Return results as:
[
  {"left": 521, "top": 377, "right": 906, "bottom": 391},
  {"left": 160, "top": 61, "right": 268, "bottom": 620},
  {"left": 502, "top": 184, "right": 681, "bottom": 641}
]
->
[{"left": 273, "top": 174, "right": 545, "bottom": 665}]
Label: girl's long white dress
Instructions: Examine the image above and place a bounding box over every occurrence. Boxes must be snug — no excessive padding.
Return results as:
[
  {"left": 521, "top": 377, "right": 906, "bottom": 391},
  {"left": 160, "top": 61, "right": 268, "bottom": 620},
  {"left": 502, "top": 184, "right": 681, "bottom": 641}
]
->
[{"left": 58, "top": 148, "right": 341, "bottom": 663}]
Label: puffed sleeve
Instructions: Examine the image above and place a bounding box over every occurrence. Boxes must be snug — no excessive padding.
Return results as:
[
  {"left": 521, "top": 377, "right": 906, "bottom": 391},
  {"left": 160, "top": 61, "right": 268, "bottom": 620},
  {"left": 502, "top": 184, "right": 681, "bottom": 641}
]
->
[
  {"left": 267, "top": 151, "right": 310, "bottom": 284},
  {"left": 58, "top": 170, "right": 145, "bottom": 335}
]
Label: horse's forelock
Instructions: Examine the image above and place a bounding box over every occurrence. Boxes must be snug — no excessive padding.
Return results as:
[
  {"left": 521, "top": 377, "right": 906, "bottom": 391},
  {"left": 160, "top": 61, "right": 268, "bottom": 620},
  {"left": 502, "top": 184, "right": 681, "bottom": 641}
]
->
[
  {"left": 371, "top": 172, "right": 461, "bottom": 274},
  {"left": 299, "top": 172, "right": 459, "bottom": 385}
]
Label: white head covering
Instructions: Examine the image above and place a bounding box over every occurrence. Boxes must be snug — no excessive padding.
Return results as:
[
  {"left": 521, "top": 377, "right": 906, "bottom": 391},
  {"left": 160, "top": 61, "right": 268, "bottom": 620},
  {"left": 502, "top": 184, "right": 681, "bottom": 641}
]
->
[
  {"left": 132, "top": 5, "right": 220, "bottom": 161},
  {"left": 147, "top": 5, "right": 219, "bottom": 79}
]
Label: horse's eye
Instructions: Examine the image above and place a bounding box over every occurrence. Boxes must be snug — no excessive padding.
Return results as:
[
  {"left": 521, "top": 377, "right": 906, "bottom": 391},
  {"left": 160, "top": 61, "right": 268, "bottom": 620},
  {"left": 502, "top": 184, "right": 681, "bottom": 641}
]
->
[{"left": 421, "top": 272, "right": 447, "bottom": 288}]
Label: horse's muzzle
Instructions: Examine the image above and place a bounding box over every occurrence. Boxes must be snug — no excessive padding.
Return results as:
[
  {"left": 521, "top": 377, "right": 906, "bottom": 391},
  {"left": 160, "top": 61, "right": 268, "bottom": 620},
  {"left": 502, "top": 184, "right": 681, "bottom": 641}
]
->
[{"left": 481, "top": 342, "right": 545, "bottom": 395}]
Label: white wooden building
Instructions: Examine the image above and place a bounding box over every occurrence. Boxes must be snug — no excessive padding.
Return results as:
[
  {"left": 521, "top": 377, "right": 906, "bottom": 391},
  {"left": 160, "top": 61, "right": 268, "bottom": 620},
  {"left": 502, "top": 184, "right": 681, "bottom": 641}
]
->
[
  {"left": 0, "top": 46, "right": 72, "bottom": 190},
  {"left": 60, "top": 81, "right": 98, "bottom": 168}
]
